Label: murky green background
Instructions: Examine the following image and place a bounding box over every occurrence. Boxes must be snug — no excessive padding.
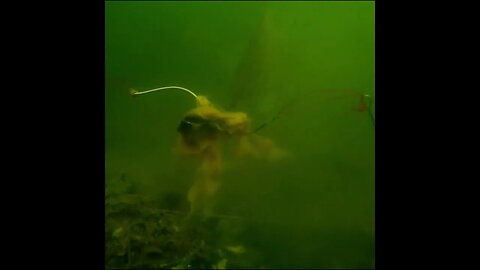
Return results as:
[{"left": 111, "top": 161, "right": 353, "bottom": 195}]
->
[{"left": 106, "top": 1, "right": 374, "bottom": 268}]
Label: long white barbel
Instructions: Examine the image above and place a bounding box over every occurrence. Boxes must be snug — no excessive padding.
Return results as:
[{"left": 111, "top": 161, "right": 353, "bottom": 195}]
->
[{"left": 129, "top": 86, "right": 198, "bottom": 100}]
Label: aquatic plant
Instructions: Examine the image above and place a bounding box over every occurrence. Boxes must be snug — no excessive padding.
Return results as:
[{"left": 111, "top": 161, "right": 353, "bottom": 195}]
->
[{"left": 106, "top": 193, "right": 251, "bottom": 269}]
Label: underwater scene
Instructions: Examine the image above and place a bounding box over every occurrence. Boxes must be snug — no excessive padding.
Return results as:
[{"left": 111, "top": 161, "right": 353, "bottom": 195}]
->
[{"left": 106, "top": 1, "right": 374, "bottom": 269}]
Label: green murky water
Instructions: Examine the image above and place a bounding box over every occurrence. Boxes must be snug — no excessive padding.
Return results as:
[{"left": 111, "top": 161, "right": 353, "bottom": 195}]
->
[{"left": 106, "top": 1, "right": 374, "bottom": 269}]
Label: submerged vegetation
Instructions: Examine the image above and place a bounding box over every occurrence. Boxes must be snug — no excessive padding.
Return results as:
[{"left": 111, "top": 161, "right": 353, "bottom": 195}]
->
[{"left": 106, "top": 188, "right": 255, "bottom": 269}]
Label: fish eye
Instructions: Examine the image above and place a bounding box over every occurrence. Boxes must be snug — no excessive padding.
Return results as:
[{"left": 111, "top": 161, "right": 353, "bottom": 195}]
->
[{"left": 177, "top": 119, "right": 194, "bottom": 134}]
